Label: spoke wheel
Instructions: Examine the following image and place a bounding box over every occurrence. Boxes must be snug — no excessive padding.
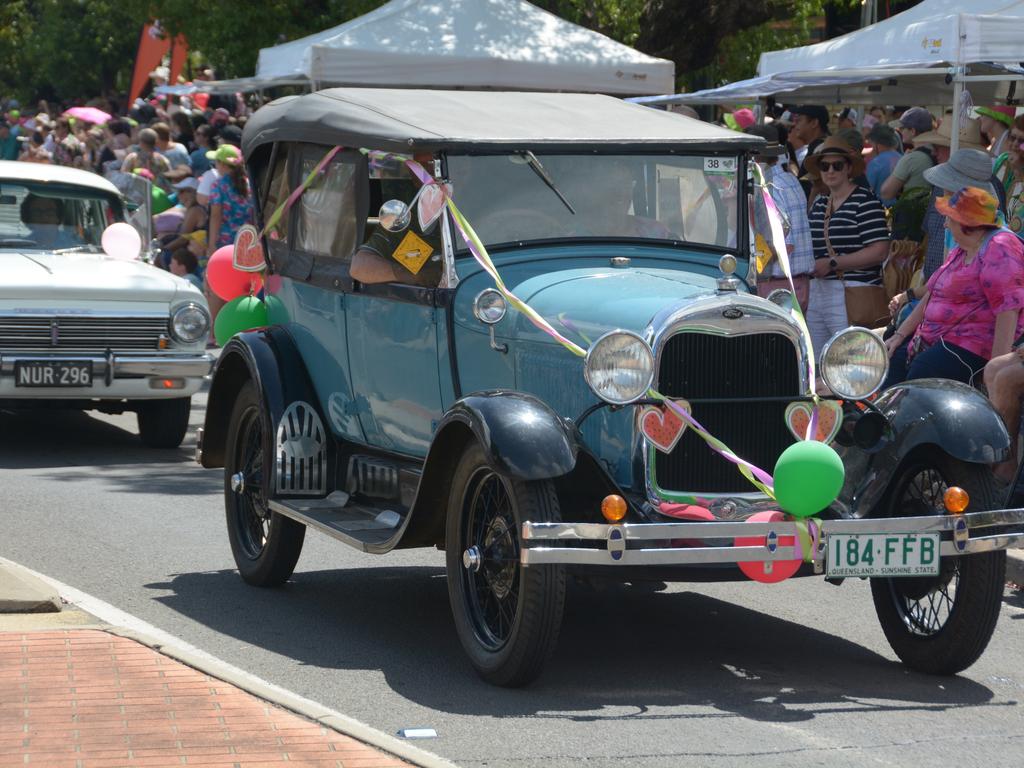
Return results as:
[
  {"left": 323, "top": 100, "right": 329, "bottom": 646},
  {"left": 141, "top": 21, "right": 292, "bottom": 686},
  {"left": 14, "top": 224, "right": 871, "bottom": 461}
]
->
[
  {"left": 224, "top": 382, "right": 305, "bottom": 587},
  {"left": 446, "top": 442, "right": 565, "bottom": 687},
  {"left": 870, "top": 450, "right": 1006, "bottom": 675}
]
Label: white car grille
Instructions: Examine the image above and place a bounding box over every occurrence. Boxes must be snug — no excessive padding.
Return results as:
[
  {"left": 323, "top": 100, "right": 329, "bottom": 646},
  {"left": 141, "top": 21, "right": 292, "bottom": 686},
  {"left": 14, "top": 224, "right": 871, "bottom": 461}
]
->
[{"left": 0, "top": 316, "right": 168, "bottom": 352}]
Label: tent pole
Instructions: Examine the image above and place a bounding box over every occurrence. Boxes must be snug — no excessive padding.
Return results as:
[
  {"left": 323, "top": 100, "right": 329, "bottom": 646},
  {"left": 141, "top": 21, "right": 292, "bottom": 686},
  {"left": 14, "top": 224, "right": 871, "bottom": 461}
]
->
[{"left": 951, "top": 67, "right": 964, "bottom": 154}]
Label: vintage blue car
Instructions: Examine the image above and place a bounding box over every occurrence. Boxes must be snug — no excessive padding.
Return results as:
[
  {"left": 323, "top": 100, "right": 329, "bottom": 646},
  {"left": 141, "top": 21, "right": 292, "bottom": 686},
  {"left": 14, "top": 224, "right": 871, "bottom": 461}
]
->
[{"left": 198, "top": 89, "right": 1024, "bottom": 686}]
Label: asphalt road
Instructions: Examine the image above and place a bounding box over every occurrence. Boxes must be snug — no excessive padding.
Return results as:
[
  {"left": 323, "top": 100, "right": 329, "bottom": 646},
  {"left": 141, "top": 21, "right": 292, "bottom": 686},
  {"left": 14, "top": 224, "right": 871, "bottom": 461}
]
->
[{"left": 2, "top": 390, "right": 1023, "bottom": 767}]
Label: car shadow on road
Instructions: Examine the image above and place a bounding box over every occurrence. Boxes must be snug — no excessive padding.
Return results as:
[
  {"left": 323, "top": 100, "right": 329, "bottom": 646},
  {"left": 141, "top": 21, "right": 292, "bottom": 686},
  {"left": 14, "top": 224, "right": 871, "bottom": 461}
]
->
[
  {"left": 0, "top": 407, "right": 215, "bottom": 496},
  {"left": 144, "top": 566, "right": 1005, "bottom": 724}
]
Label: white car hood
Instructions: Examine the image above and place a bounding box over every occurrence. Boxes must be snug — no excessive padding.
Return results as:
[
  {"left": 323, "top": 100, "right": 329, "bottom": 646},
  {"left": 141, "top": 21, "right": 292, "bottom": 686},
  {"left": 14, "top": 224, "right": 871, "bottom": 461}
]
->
[{"left": 0, "top": 250, "right": 183, "bottom": 304}]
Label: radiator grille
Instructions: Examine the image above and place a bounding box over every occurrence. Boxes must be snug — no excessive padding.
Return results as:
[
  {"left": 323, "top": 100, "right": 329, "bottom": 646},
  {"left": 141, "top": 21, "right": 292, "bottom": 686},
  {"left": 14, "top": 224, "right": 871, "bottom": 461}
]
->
[
  {"left": 0, "top": 316, "right": 168, "bottom": 352},
  {"left": 654, "top": 332, "right": 800, "bottom": 494}
]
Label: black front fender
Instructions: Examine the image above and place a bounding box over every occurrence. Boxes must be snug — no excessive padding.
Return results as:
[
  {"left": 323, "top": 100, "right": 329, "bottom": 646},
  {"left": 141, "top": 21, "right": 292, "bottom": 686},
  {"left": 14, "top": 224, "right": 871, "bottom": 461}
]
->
[
  {"left": 840, "top": 379, "right": 1009, "bottom": 517},
  {"left": 200, "top": 326, "right": 319, "bottom": 469},
  {"left": 437, "top": 391, "right": 580, "bottom": 480}
]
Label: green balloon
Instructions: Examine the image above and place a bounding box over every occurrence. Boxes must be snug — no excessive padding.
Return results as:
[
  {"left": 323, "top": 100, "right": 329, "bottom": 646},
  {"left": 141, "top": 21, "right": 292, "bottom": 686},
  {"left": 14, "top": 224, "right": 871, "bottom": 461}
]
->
[
  {"left": 214, "top": 296, "right": 268, "bottom": 346},
  {"left": 263, "top": 294, "right": 285, "bottom": 324},
  {"left": 151, "top": 186, "right": 173, "bottom": 214},
  {"left": 773, "top": 440, "right": 845, "bottom": 519}
]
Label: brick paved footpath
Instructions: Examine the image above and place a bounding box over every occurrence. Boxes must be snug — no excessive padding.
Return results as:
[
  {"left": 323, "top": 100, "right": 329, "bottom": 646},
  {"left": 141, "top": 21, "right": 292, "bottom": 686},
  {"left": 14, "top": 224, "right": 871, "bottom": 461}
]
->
[{"left": 0, "top": 630, "right": 412, "bottom": 768}]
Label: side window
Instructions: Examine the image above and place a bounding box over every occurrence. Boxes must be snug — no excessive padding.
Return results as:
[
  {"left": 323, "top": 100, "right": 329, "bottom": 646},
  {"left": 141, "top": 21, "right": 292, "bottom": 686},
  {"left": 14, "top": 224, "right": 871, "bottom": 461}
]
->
[
  {"left": 295, "top": 148, "right": 361, "bottom": 261},
  {"left": 261, "top": 143, "right": 290, "bottom": 243}
]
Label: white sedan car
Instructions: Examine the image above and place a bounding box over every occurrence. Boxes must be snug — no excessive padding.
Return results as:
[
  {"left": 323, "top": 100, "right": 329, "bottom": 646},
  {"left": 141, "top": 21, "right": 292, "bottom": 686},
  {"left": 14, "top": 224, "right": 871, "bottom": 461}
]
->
[{"left": 0, "top": 161, "right": 213, "bottom": 448}]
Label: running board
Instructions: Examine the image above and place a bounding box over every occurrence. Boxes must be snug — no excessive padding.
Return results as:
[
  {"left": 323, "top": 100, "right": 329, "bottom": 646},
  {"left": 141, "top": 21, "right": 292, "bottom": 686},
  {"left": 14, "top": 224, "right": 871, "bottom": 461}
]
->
[{"left": 268, "top": 494, "right": 404, "bottom": 552}]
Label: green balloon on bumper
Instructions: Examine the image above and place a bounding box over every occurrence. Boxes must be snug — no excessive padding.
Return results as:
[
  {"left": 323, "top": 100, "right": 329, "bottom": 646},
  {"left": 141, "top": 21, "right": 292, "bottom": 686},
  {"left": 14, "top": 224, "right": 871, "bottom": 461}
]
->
[
  {"left": 773, "top": 440, "right": 845, "bottom": 518},
  {"left": 214, "top": 296, "right": 267, "bottom": 346}
]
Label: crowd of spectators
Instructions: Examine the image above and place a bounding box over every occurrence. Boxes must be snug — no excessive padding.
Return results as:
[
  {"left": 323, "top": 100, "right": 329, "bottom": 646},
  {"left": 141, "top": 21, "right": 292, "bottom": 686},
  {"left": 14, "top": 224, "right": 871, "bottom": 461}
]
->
[
  {"left": 1, "top": 81, "right": 257, "bottom": 343},
  {"left": 748, "top": 101, "right": 1024, "bottom": 483}
]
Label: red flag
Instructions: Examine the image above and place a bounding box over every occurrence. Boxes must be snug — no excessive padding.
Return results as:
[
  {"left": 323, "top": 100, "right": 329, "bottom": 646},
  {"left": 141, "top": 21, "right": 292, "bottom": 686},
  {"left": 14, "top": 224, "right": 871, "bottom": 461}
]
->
[{"left": 129, "top": 21, "right": 172, "bottom": 103}]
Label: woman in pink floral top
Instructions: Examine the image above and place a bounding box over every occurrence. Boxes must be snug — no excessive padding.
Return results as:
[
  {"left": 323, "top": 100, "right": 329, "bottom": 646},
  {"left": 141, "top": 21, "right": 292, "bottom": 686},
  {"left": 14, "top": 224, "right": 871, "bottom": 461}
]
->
[{"left": 884, "top": 187, "right": 1024, "bottom": 387}]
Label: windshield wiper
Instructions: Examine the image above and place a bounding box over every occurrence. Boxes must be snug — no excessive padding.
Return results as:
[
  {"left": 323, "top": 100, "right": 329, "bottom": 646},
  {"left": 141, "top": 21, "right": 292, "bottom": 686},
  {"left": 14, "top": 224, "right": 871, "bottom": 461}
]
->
[
  {"left": 520, "top": 151, "right": 576, "bottom": 215},
  {"left": 53, "top": 244, "right": 101, "bottom": 254}
]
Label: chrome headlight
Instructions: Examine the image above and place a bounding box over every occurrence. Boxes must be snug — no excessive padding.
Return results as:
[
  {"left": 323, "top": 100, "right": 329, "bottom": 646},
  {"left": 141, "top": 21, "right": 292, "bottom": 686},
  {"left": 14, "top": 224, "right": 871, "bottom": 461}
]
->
[
  {"left": 170, "top": 302, "right": 210, "bottom": 344},
  {"left": 584, "top": 330, "right": 654, "bottom": 405},
  {"left": 821, "top": 327, "right": 888, "bottom": 400}
]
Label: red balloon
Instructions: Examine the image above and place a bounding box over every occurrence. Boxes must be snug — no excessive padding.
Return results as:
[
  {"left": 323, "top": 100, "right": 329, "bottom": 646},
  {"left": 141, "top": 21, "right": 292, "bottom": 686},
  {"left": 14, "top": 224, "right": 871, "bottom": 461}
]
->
[{"left": 206, "top": 244, "right": 262, "bottom": 301}]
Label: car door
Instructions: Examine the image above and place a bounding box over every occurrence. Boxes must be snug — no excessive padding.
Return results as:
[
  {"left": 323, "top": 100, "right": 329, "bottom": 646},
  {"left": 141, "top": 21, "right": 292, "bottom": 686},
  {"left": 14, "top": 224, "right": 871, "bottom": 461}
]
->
[{"left": 343, "top": 160, "right": 445, "bottom": 457}]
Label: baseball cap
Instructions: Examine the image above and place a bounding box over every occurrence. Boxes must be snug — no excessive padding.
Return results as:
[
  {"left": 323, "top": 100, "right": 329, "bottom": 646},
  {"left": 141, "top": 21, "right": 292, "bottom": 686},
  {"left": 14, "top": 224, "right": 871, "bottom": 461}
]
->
[
  {"left": 218, "top": 124, "right": 243, "bottom": 147},
  {"left": 790, "top": 104, "right": 830, "bottom": 129},
  {"left": 897, "top": 107, "right": 933, "bottom": 134},
  {"left": 173, "top": 177, "right": 199, "bottom": 191},
  {"left": 835, "top": 107, "right": 859, "bottom": 124},
  {"left": 206, "top": 144, "right": 243, "bottom": 166},
  {"left": 975, "top": 106, "right": 1016, "bottom": 127}
]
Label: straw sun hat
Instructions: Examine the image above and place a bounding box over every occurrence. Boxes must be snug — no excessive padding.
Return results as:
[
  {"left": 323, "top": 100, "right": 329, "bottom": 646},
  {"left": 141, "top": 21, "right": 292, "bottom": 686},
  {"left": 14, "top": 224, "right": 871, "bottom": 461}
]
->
[{"left": 804, "top": 136, "right": 865, "bottom": 178}]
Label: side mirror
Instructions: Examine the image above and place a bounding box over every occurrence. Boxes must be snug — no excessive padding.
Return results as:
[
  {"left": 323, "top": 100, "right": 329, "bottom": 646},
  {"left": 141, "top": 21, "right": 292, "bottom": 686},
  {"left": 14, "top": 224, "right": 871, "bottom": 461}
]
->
[{"left": 379, "top": 200, "right": 411, "bottom": 233}]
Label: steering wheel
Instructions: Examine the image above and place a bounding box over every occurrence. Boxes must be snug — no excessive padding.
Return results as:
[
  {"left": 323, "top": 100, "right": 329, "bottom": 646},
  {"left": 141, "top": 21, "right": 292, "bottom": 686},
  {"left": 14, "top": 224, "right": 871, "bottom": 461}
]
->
[{"left": 475, "top": 208, "right": 564, "bottom": 242}]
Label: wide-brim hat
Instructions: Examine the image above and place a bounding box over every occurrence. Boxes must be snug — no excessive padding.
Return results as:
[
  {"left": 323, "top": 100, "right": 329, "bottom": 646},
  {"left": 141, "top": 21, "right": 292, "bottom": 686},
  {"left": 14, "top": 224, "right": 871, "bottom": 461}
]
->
[
  {"left": 912, "top": 116, "right": 986, "bottom": 150},
  {"left": 743, "top": 124, "right": 786, "bottom": 157},
  {"left": 935, "top": 186, "right": 999, "bottom": 228},
  {"left": 804, "top": 136, "right": 865, "bottom": 178},
  {"left": 923, "top": 149, "right": 996, "bottom": 195}
]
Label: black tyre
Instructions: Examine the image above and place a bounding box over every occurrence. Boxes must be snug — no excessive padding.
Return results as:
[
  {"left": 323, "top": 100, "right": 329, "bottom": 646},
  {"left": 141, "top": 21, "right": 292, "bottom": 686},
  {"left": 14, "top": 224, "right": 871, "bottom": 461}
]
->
[
  {"left": 224, "top": 381, "right": 305, "bottom": 587},
  {"left": 870, "top": 450, "right": 1006, "bottom": 675},
  {"left": 446, "top": 442, "right": 565, "bottom": 687},
  {"left": 136, "top": 397, "right": 191, "bottom": 448}
]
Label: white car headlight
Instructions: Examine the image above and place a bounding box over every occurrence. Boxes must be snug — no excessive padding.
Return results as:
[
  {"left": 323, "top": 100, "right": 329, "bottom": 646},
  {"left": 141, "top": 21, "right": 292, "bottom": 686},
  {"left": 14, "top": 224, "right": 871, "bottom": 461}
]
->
[
  {"left": 584, "top": 330, "right": 654, "bottom": 405},
  {"left": 170, "top": 302, "right": 210, "bottom": 344},
  {"left": 821, "top": 327, "right": 888, "bottom": 400}
]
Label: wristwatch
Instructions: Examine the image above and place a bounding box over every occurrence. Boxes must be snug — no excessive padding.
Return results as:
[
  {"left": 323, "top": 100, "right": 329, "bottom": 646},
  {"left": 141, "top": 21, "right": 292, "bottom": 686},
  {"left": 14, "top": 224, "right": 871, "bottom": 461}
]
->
[{"left": 828, "top": 257, "right": 838, "bottom": 273}]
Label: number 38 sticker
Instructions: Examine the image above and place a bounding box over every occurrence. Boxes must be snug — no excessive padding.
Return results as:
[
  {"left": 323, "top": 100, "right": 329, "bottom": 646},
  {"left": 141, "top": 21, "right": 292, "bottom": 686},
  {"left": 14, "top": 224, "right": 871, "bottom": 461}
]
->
[{"left": 704, "top": 157, "right": 737, "bottom": 175}]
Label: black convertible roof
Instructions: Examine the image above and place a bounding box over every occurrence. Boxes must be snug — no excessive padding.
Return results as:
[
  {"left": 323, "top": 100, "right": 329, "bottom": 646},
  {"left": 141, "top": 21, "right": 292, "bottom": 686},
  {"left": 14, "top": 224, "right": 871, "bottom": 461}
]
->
[{"left": 242, "top": 88, "right": 763, "bottom": 156}]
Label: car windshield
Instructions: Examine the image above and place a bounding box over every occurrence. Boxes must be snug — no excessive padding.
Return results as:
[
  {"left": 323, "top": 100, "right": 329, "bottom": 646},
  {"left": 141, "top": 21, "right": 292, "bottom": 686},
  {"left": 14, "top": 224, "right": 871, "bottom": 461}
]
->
[
  {"left": 446, "top": 153, "right": 740, "bottom": 251},
  {"left": 0, "top": 182, "right": 115, "bottom": 250}
]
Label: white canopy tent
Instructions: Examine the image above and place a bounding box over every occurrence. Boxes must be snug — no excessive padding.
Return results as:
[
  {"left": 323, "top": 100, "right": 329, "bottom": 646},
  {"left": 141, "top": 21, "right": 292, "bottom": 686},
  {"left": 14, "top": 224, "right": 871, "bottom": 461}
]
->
[
  {"left": 253, "top": 0, "right": 674, "bottom": 96},
  {"left": 631, "top": 0, "right": 1024, "bottom": 149}
]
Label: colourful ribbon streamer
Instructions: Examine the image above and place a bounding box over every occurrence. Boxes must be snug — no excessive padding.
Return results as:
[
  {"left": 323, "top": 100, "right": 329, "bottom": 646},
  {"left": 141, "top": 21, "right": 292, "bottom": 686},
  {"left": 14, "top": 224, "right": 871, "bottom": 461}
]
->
[
  {"left": 751, "top": 163, "right": 822, "bottom": 441},
  {"left": 404, "top": 158, "right": 777, "bottom": 497},
  {"left": 260, "top": 145, "right": 343, "bottom": 238}
]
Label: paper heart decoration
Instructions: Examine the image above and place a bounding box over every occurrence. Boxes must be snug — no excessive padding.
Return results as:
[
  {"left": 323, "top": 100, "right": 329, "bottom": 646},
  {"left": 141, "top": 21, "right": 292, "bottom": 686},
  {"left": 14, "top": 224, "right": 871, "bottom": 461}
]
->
[
  {"left": 639, "top": 399, "right": 690, "bottom": 454},
  {"left": 784, "top": 400, "right": 843, "bottom": 444},
  {"left": 417, "top": 183, "right": 450, "bottom": 231},
  {"left": 232, "top": 224, "right": 265, "bottom": 272}
]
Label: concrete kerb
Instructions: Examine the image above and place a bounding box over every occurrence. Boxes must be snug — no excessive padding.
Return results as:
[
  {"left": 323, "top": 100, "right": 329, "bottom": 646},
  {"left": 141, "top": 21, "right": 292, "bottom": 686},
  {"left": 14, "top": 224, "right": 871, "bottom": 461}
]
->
[
  {"left": 0, "top": 561, "right": 61, "bottom": 613},
  {"left": 0, "top": 558, "right": 457, "bottom": 768}
]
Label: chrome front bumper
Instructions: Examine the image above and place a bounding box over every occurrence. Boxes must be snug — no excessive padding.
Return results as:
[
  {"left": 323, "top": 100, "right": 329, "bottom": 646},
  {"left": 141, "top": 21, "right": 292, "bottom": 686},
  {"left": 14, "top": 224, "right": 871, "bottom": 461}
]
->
[
  {"left": 520, "top": 509, "right": 1024, "bottom": 568},
  {"left": 0, "top": 352, "right": 214, "bottom": 382}
]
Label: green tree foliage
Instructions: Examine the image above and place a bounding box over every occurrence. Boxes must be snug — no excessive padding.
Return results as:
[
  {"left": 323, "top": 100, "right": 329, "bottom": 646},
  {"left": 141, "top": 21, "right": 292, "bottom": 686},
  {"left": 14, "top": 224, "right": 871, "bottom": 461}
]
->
[{"left": 0, "top": 0, "right": 142, "bottom": 104}]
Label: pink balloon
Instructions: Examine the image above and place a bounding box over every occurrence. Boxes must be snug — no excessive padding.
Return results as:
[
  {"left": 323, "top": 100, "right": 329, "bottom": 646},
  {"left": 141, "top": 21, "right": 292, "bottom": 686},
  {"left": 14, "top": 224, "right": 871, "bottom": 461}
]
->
[
  {"left": 206, "top": 244, "right": 262, "bottom": 301},
  {"left": 101, "top": 223, "right": 141, "bottom": 261},
  {"left": 734, "top": 511, "right": 802, "bottom": 584}
]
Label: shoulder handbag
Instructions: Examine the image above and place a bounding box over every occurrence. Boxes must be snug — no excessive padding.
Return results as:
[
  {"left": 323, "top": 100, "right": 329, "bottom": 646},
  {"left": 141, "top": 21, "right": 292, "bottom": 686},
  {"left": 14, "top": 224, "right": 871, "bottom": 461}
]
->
[{"left": 824, "top": 195, "right": 890, "bottom": 329}]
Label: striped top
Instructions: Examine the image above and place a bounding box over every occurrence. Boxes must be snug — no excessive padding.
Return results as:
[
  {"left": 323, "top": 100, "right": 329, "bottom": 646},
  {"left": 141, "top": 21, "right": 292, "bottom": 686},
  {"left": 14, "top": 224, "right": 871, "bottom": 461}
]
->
[{"left": 809, "top": 187, "right": 890, "bottom": 283}]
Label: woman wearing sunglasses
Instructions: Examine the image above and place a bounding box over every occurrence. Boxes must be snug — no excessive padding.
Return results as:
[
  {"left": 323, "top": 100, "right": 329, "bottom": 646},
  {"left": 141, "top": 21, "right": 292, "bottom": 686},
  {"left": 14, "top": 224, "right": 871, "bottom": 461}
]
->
[
  {"left": 805, "top": 136, "right": 890, "bottom": 358},
  {"left": 992, "top": 113, "right": 1024, "bottom": 239},
  {"left": 884, "top": 187, "right": 1024, "bottom": 391}
]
